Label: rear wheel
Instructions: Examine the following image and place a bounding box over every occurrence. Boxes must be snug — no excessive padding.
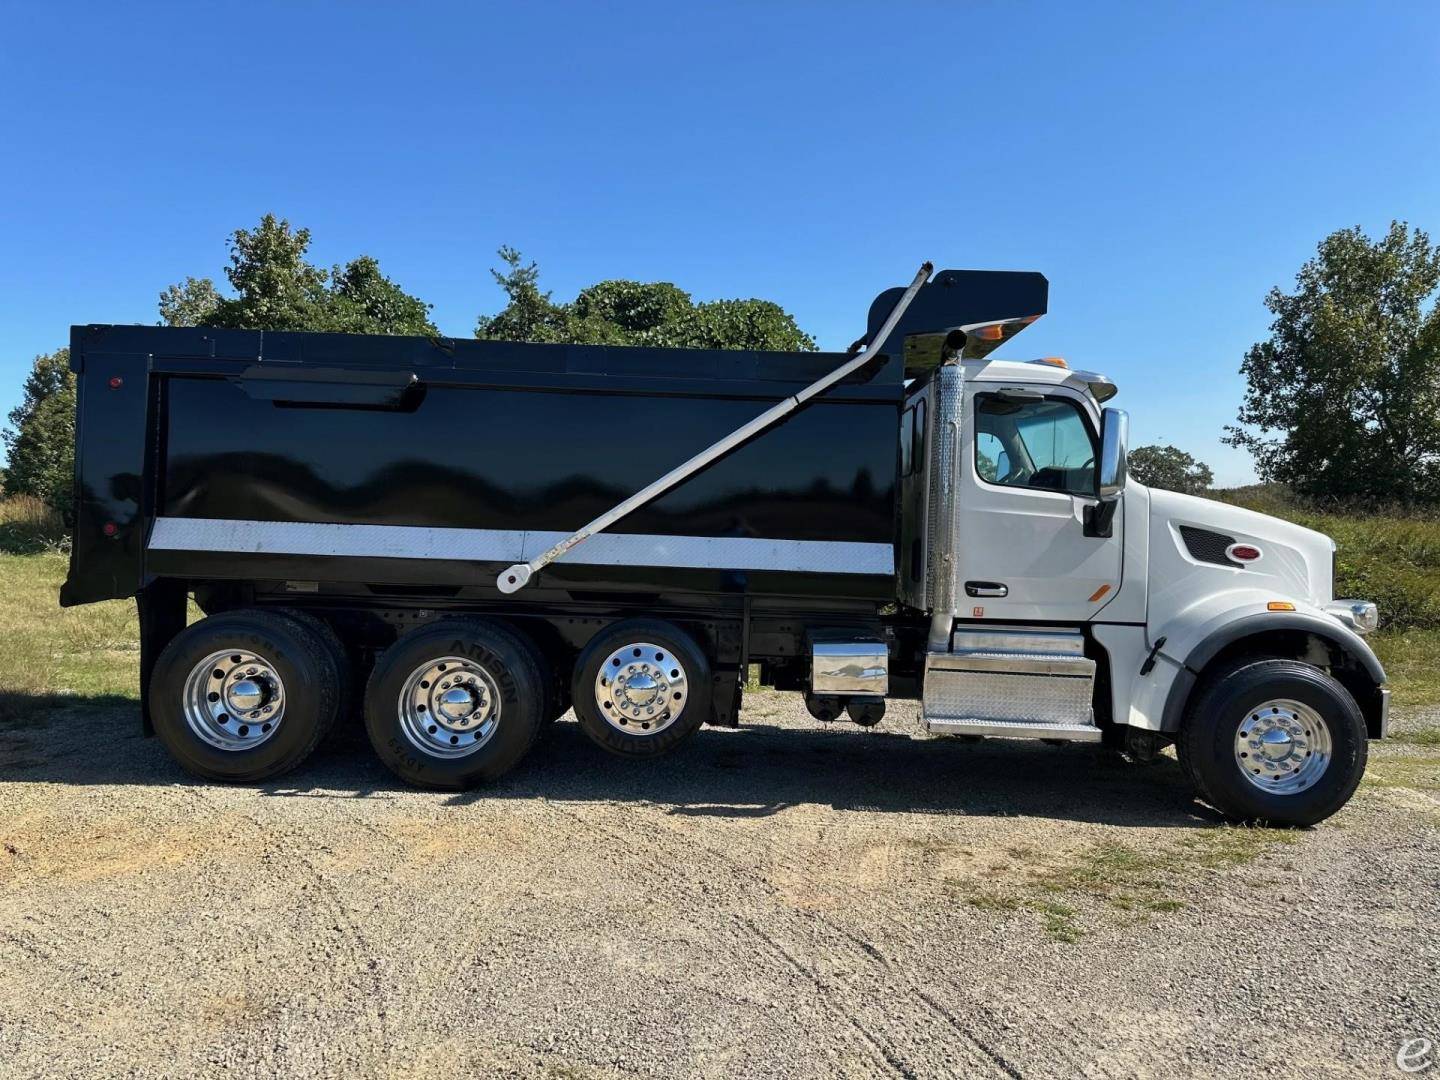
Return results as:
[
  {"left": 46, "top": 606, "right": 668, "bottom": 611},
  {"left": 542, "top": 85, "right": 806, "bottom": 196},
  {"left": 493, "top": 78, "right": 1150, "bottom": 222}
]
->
[
  {"left": 364, "top": 619, "right": 544, "bottom": 790},
  {"left": 1179, "top": 658, "right": 1368, "bottom": 826},
  {"left": 149, "top": 609, "right": 341, "bottom": 782},
  {"left": 571, "top": 619, "right": 711, "bottom": 758}
]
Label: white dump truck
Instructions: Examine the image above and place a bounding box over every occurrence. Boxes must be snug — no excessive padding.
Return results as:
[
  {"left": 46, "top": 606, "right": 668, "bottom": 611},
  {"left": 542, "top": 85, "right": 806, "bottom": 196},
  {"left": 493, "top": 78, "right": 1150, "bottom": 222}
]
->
[{"left": 63, "top": 263, "right": 1386, "bottom": 825}]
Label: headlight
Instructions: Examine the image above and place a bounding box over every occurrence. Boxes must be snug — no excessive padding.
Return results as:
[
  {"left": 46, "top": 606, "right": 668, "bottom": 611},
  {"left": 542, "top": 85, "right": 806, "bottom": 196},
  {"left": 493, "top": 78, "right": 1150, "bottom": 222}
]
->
[{"left": 1325, "top": 599, "right": 1379, "bottom": 635}]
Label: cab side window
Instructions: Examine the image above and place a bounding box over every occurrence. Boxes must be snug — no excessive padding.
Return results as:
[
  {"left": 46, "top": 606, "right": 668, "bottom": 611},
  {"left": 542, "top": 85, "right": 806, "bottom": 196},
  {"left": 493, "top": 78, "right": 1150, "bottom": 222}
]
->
[
  {"left": 974, "top": 394, "right": 1097, "bottom": 496},
  {"left": 911, "top": 398, "right": 925, "bottom": 473},
  {"left": 900, "top": 398, "right": 927, "bottom": 478}
]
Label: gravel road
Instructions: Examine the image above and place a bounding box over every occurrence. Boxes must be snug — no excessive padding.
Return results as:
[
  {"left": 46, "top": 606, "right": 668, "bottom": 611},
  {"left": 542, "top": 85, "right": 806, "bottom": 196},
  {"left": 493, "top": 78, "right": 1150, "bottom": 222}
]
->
[{"left": 2, "top": 694, "right": 1437, "bottom": 1079}]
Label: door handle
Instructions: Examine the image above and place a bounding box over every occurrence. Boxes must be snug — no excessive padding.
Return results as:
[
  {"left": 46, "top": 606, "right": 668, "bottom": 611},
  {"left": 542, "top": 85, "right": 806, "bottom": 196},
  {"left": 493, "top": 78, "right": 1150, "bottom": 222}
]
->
[{"left": 965, "top": 581, "right": 1008, "bottom": 598}]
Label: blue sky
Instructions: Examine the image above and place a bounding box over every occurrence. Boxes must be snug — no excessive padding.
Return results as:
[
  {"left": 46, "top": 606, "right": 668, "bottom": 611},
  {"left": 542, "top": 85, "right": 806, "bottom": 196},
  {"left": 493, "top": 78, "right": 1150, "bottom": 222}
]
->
[{"left": 3, "top": 1, "right": 1438, "bottom": 486}]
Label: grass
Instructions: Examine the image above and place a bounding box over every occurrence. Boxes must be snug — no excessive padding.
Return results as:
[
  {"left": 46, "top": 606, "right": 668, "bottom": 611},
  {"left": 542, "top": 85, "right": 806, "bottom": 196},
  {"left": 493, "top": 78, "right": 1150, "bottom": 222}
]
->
[
  {"left": 0, "top": 494, "right": 68, "bottom": 556},
  {"left": 1216, "top": 486, "right": 1440, "bottom": 719},
  {"left": 0, "top": 549, "right": 139, "bottom": 723},
  {"left": 955, "top": 827, "right": 1298, "bottom": 942},
  {"left": 1363, "top": 753, "right": 1440, "bottom": 794},
  {"left": 1218, "top": 486, "right": 1440, "bottom": 633},
  {"left": 1371, "top": 631, "right": 1440, "bottom": 720}
]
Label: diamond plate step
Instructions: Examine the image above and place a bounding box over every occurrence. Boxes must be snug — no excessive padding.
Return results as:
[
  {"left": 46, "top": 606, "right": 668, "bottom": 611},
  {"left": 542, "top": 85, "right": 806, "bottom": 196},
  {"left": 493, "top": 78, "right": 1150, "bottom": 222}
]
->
[{"left": 922, "top": 626, "right": 1099, "bottom": 739}]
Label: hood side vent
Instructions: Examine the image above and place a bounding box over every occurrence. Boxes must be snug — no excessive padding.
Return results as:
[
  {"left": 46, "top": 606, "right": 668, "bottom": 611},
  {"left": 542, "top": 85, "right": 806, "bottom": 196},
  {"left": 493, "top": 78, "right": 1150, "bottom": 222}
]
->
[{"left": 1179, "top": 525, "right": 1242, "bottom": 569}]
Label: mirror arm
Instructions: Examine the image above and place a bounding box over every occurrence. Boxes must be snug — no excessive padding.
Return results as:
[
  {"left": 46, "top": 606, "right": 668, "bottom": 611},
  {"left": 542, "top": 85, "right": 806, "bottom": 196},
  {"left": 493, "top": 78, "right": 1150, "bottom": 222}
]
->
[{"left": 1084, "top": 498, "right": 1119, "bottom": 539}]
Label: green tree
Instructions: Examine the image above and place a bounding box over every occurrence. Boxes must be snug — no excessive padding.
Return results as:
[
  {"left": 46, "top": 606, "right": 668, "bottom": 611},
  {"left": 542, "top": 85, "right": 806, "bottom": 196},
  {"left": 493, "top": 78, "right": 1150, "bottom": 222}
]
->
[
  {"left": 161, "top": 214, "right": 438, "bottom": 336},
  {"left": 326, "top": 255, "right": 437, "bottom": 335},
  {"left": 158, "top": 276, "right": 223, "bottom": 327},
  {"left": 1225, "top": 221, "right": 1440, "bottom": 502},
  {"left": 476, "top": 247, "right": 816, "bottom": 351},
  {"left": 473, "top": 247, "right": 576, "bottom": 344},
  {"left": 2, "top": 349, "right": 76, "bottom": 519},
  {"left": 1128, "top": 444, "right": 1214, "bottom": 494}
]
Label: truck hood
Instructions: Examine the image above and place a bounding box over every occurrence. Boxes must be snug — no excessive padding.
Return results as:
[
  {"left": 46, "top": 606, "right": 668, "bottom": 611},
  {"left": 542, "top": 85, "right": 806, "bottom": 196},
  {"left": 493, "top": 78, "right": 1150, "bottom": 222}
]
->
[{"left": 1145, "top": 487, "right": 1334, "bottom": 610}]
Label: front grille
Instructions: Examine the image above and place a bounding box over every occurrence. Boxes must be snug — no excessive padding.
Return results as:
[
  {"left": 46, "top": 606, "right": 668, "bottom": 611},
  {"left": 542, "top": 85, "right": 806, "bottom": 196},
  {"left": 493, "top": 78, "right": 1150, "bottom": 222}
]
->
[{"left": 1179, "top": 525, "right": 1241, "bottom": 568}]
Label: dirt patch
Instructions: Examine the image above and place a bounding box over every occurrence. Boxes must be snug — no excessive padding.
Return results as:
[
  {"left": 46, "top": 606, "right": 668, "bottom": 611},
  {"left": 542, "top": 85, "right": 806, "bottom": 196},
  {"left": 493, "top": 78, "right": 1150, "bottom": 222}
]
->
[{"left": 1, "top": 693, "right": 1437, "bottom": 1078}]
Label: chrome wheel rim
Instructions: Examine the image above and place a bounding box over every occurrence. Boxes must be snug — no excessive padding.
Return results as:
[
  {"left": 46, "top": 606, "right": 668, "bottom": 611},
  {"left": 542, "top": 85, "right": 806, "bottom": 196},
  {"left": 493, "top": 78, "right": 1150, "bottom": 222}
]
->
[
  {"left": 398, "top": 655, "right": 501, "bottom": 758},
  {"left": 594, "top": 642, "right": 687, "bottom": 736},
  {"left": 183, "top": 648, "right": 287, "bottom": 751},
  {"left": 1234, "top": 698, "right": 1332, "bottom": 795}
]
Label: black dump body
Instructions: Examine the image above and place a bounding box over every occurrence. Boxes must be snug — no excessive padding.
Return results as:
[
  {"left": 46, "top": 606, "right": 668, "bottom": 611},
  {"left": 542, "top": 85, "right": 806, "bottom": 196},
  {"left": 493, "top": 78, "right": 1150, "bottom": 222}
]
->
[{"left": 63, "top": 327, "right": 905, "bottom": 608}]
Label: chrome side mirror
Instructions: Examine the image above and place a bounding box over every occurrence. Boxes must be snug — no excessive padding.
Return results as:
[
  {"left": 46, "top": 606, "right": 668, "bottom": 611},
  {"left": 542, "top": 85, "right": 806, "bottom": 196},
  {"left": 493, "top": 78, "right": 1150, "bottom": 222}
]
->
[
  {"left": 1098, "top": 407, "right": 1129, "bottom": 499},
  {"left": 1085, "top": 408, "right": 1128, "bottom": 538}
]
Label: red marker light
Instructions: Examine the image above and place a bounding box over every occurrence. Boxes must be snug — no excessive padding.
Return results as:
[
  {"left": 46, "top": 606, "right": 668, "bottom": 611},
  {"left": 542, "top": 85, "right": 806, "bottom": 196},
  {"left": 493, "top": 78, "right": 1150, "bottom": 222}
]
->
[
  {"left": 102, "top": 522, "right": 118, "bottom": 537},
  {"left": 108, "top": 376, "right": 123, "bottom": 389},
  {"left": 1228, "top": 544, "right": 1262, "bottom": 562}
]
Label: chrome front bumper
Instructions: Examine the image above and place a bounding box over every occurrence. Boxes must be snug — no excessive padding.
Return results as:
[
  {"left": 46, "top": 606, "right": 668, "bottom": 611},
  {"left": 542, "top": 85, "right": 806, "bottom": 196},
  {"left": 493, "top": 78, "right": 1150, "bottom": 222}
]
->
[{"left": 1376, "top": 687, "right": 1391, "bottom": 739}]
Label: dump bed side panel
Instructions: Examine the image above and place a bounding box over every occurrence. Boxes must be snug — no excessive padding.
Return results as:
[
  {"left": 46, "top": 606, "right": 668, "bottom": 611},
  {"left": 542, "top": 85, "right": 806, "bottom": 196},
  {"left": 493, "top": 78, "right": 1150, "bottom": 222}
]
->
[
  {"left": 159, "top": 379, "right": 893, "bottom": 540},
  {"left": 64, "top": 327, "right": 902, "bottom": 605}
]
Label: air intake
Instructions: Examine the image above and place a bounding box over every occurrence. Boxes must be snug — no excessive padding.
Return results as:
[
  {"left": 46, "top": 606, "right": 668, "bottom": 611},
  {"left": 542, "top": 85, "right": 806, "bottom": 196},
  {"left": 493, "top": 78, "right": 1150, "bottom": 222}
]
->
[{"left": 1179, "top": 526, "right": 1241, "bottom": 568}]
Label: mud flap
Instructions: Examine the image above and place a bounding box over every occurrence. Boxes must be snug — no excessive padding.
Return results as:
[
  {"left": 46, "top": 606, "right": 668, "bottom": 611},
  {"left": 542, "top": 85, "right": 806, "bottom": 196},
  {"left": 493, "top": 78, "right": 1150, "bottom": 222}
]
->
[{"left": 137, "top": 579, "right": 188, "bottom": 736}]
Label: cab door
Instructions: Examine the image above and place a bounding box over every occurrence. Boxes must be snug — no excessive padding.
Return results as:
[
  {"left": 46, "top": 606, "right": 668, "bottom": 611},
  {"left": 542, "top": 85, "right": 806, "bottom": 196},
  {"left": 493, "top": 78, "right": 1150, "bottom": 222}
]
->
[{"left": 955, "top": 385, "right": 1122, "bottom": 623}]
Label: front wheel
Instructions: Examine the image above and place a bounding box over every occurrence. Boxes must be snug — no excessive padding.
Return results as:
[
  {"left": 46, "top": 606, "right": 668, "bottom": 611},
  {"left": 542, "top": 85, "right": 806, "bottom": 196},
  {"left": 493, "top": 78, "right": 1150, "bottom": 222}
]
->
[{"left": 1179, "top": 659, "right": 1368, "bottom": 826}]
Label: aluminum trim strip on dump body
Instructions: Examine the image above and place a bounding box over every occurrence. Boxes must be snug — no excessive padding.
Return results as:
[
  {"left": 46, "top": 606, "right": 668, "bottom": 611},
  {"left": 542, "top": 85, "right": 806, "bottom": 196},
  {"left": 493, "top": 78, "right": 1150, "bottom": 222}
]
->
[{"left": 146, "top": 517, "right": 895, "bottom": 576}]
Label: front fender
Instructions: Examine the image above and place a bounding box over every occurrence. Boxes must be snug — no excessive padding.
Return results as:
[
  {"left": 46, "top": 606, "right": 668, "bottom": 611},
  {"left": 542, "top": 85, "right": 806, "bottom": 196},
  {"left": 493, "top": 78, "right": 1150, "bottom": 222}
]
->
[{"left": 1152, "top": 592, "right": 1386, "bottom": 733}]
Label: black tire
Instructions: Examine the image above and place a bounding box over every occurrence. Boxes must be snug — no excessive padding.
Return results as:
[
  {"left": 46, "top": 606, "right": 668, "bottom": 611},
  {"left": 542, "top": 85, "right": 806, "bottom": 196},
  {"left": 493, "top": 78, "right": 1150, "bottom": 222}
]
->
[
  {"left": 1179, "top": 658, "right": 1368, "bottom": 827},
  {"left": 805, "top": 694, "right": 845, "bottom": 722},
  {"left": 571, "top": 619, "right": 712, "bottom": 758},
  {"left": 544, "top": 665, "right": 572, "bottom": 723},
  {"left": 363, "top": 619, "right": 544, "bottom": 790},
  {"left": 149, "top": 609, "right": 341, "bottom": 783},
  {"left": 510, "top": 628, "right": 567, "bottom": 723},
  {"left": 276, "top": 608, "right": 354, "bottom": 734}
]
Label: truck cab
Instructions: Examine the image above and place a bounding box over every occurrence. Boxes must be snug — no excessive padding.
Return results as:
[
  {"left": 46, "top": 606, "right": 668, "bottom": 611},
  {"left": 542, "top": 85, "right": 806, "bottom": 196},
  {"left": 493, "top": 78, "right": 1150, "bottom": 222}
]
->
[{"left": 887, "top": 346, "right": 1387, "bottom": 827}]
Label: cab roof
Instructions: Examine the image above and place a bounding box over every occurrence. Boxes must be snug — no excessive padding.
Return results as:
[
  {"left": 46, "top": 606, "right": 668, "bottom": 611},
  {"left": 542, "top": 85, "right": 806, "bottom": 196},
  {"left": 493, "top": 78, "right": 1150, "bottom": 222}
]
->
[{"left": 964, "top": 357, "right": 1118, "bottom": 402}]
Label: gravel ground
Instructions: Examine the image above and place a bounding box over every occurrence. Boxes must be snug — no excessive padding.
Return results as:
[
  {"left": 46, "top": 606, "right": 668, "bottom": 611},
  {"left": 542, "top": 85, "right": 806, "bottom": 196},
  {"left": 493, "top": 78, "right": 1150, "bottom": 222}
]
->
[{"left": 1, "top": 693, "right": 1437, "bottom": 1079}]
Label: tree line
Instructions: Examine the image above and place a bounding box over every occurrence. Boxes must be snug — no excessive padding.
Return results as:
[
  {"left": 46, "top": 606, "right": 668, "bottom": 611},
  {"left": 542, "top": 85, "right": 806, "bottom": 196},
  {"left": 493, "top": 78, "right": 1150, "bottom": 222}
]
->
[{"left": 6, "top": 215, "right": 1439, "bottom": 517}]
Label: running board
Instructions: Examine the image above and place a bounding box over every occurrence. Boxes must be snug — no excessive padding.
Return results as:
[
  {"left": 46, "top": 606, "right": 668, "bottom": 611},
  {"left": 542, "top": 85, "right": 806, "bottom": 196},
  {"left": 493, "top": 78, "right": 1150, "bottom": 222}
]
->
[
  {"left": 922, "top": 627, "right": 1099, "bottom": 741},
  {"left": 925, "top": 718, "right": 1102, "bottom": 742}
]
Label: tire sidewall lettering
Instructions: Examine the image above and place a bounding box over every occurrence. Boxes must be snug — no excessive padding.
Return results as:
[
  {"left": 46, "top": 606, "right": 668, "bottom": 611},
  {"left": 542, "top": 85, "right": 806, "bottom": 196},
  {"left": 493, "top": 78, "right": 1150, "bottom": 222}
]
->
[{"left": 446, "top": 639, "right": 521, "bottom": 706}]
